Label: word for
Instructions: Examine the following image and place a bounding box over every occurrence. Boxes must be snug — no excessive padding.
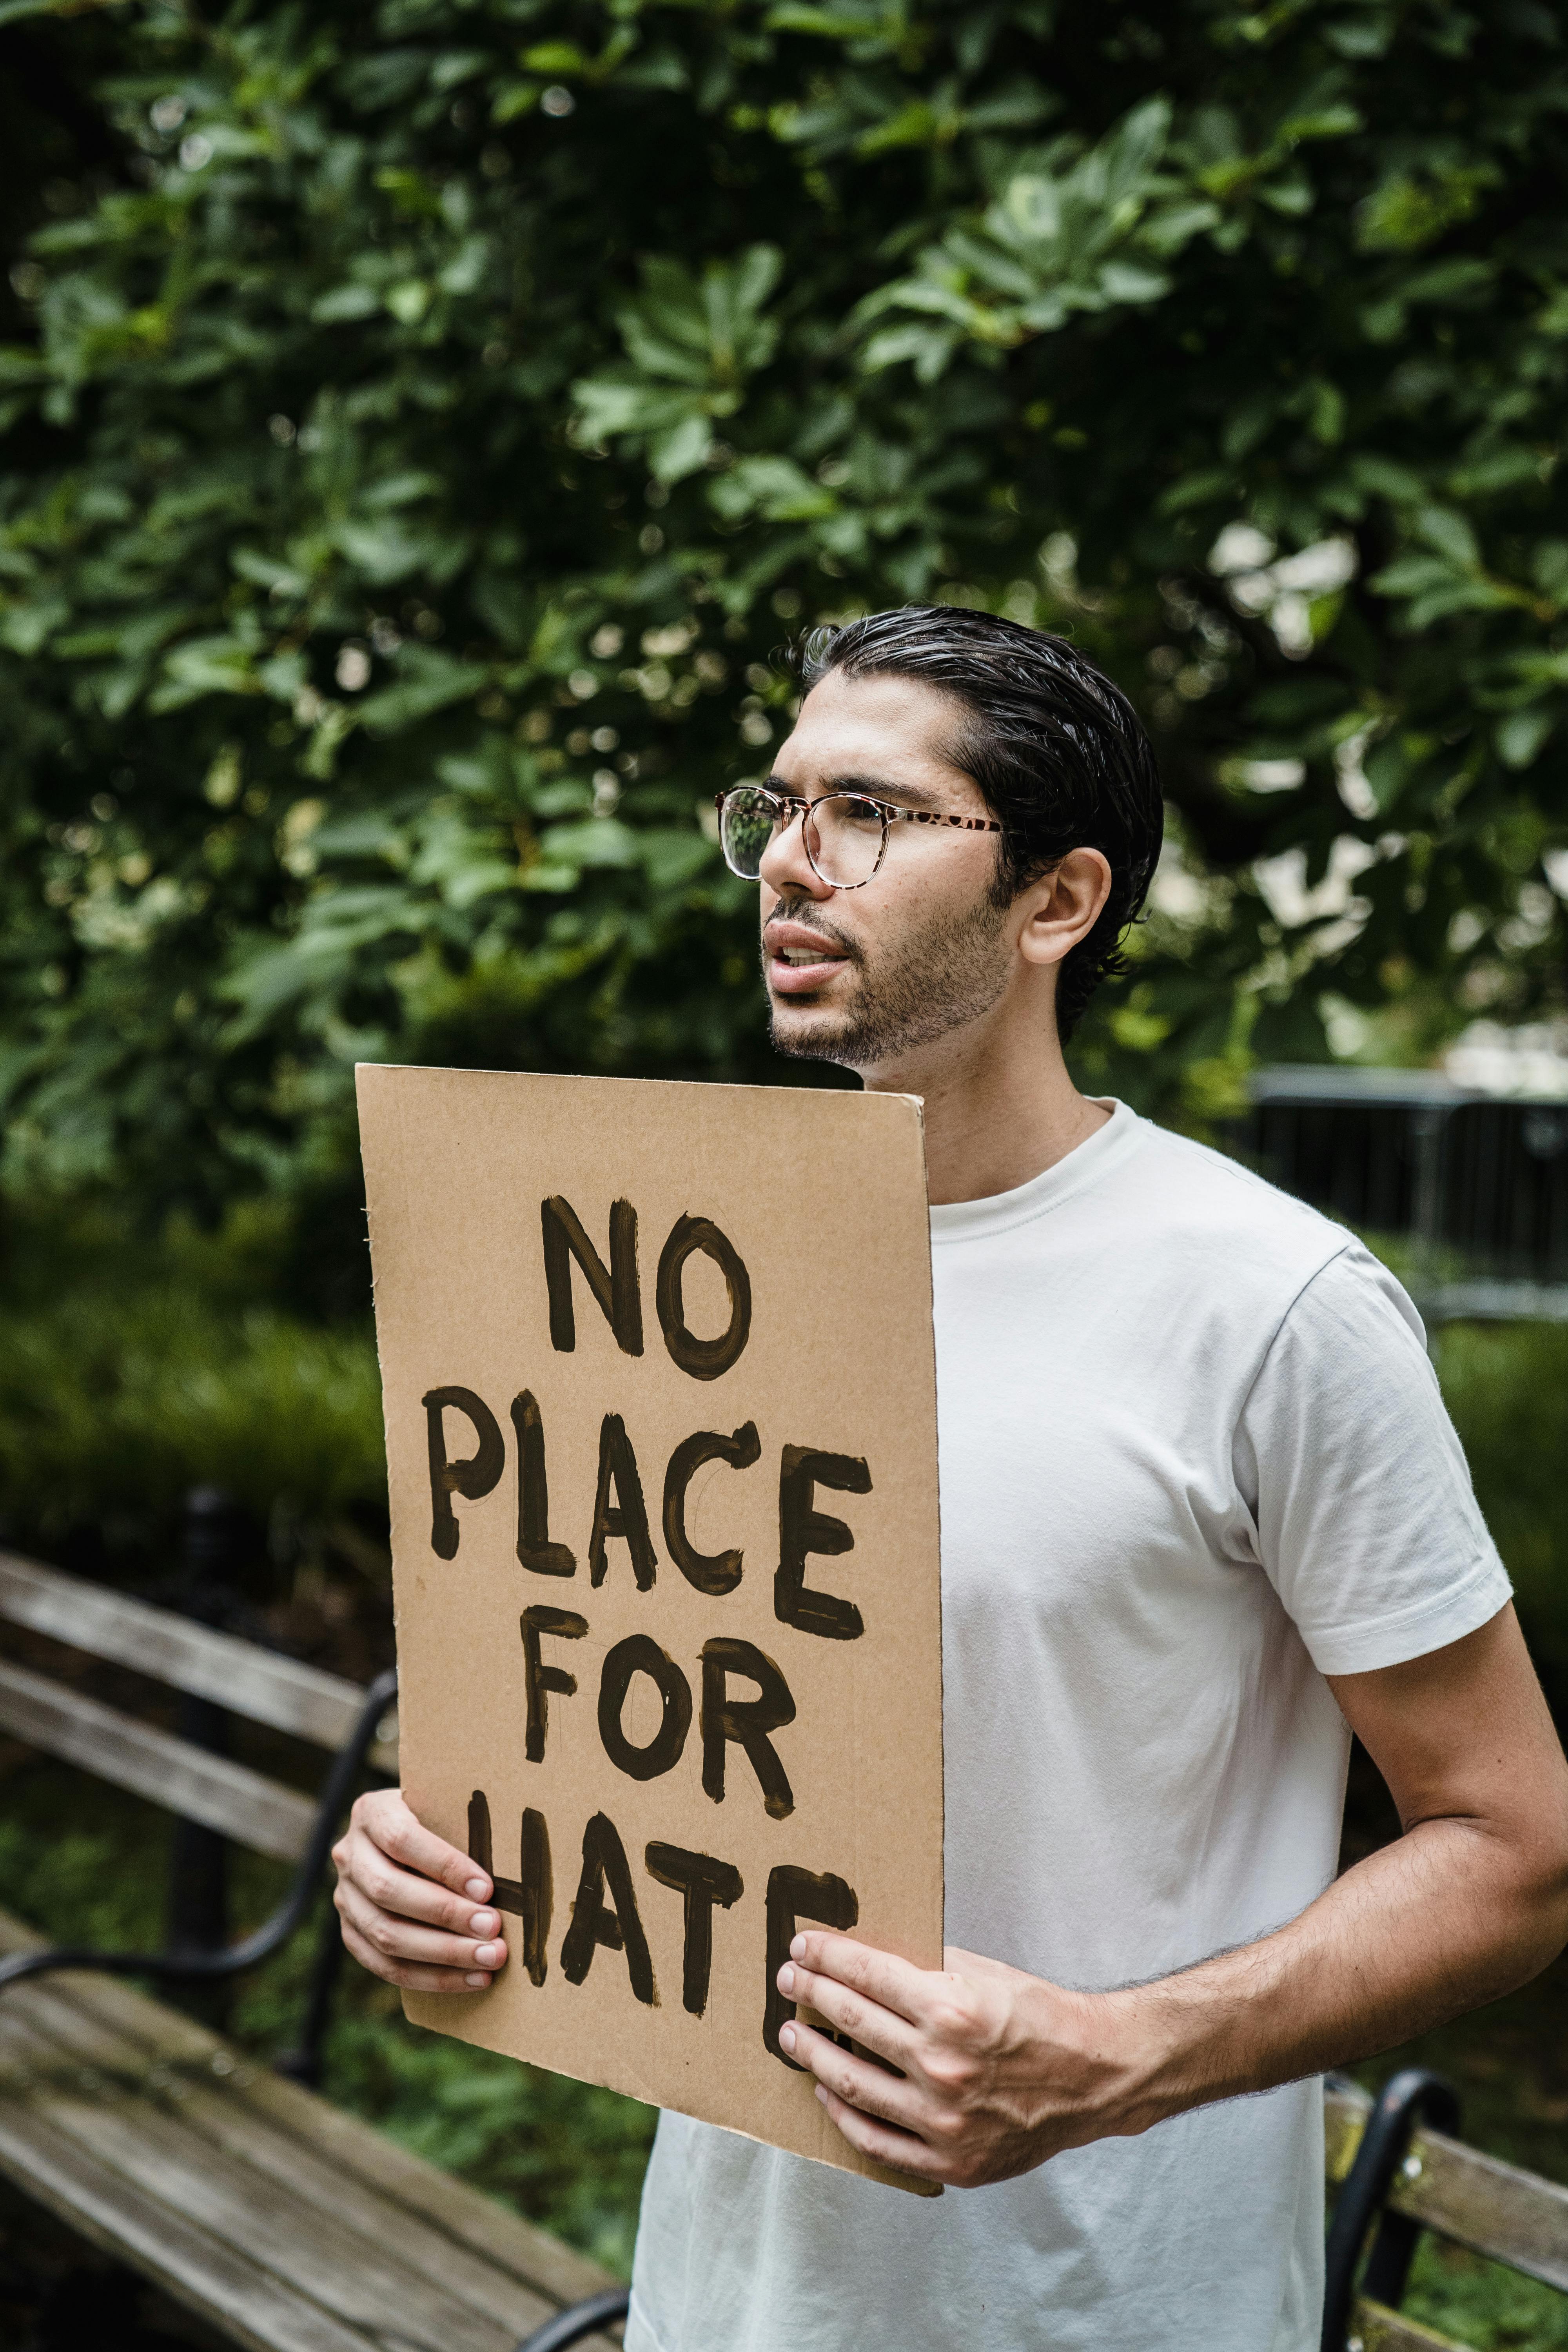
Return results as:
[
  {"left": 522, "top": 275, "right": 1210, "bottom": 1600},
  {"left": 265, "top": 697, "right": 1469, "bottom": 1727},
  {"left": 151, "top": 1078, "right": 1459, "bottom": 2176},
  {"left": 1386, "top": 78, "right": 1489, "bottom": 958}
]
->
[
  {"left": 523, "top": 1605, "right": 797, "bottom": 1817},
  {"left": 424, "top": 1390, "right": 871, "bottom": 1642},
  {"left": 467, "top": 1788, "right": 857, "bottom": 2062}
]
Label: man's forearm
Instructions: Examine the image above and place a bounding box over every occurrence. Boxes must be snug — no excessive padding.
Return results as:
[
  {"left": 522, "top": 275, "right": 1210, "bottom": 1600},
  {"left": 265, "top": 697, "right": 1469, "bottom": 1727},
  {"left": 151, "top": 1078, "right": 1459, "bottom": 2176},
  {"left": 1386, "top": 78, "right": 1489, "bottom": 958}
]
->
[
  {"left": 1116, "top": 1815, "right": 1568, "bottom": 2134},
  {"left": 783, "top": 1613, "right": 1568, "bottom": 2187}
]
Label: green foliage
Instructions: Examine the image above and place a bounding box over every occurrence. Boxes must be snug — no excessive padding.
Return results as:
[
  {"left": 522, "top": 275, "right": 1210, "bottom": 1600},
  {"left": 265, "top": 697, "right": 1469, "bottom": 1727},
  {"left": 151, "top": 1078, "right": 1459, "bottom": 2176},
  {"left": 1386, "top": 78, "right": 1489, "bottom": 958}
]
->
[
  {"left": 0, "top": 0, "right": 1566, "bottom": 1209},
  {"left": 1402, "top": 2229, "right": 1568, "bottom": 2350},
  {"left": 0, "top": 1194, "right": 385, "bottom": 1541},
  {"left": 321, "top": 2002, "right": 656, "bottom": 2274},
  {"left": 1432, "top": 1318, "right": 1568, "bottom": 1677}
]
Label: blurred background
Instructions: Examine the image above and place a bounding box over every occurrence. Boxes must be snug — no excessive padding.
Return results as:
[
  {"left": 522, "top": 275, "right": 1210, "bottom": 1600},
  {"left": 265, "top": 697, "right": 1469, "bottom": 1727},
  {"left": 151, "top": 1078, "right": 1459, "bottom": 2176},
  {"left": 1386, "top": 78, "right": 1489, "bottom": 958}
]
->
[{"left": 0, "top": 0, "right": 1564, "bottom": 2345}]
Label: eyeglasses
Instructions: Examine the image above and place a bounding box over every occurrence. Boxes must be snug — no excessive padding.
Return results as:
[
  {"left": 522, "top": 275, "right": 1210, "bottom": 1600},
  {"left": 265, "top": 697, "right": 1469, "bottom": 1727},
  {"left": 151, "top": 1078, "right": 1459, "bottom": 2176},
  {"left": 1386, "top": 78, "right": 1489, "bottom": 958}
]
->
[{"left": 715, "top": 783, "right": 1001, "bottom": 891}]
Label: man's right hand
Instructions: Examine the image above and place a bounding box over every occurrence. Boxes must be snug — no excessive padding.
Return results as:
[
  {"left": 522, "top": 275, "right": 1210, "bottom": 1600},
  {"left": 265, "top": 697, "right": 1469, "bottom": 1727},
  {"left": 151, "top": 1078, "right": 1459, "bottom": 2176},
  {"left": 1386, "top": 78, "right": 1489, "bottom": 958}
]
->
[{"left": 331, "top": 1788, "right": 510, "bottom": 1993}]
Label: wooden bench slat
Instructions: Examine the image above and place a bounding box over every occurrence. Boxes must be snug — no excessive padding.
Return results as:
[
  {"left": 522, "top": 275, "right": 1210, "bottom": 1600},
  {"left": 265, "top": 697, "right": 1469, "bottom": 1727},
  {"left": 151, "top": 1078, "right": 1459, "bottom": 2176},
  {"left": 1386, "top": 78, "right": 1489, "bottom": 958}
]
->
[
  {"left": 44, "top": 2089, "right": 518, "bottom": 2352},
  {"left": 1389, "top": 2126, "right": 1568, "bottom": 2294},
  {"left": 0, "top": 1982, "right": 542, "bottom": 2352},
  {"left": 237, "top": 2057, "right": 618, "bottom": 2313},
  {"left": 0, "top": 1904, "right": 615, "bottom": 2316},
  {"left": 0, "top": 1658, "right": 318, "bottom": 1862},
  {"left": 0, "top": 1549, "right": 397, "bottom": 1769},
  {"left": 1351, "top": 2296, "right": 1465, "bottom": 2351},
  {"left": 0, "top": 2097, "right": 373, "bottom": 2352},
  {"left": 1325, "top": 2075, "right": 1568, "bottom": 2295},
  {"left": 1326, "top": 2081, "right": 1370, "bottom": 2185},
  {"left": 4, "top": 1973, "right": 557, "bottom": 2346},
  {"left": 0, "top": 1906, "right": 623, "bottom": 2352}
]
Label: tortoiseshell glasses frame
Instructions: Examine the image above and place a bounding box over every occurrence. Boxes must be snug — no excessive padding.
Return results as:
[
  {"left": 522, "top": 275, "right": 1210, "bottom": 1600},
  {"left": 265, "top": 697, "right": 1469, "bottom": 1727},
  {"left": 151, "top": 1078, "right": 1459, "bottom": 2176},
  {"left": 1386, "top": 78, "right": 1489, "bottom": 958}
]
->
[{"left": 715, "top": 782, "right": 1001, "bottom": 891}]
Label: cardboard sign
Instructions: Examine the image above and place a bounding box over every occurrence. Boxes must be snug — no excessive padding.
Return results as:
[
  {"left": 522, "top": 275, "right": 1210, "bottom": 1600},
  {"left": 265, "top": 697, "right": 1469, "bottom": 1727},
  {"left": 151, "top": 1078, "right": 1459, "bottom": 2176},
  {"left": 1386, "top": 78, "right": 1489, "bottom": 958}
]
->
[{"left": 358, "top": 1065, "right": 944, "bottom": 2184}]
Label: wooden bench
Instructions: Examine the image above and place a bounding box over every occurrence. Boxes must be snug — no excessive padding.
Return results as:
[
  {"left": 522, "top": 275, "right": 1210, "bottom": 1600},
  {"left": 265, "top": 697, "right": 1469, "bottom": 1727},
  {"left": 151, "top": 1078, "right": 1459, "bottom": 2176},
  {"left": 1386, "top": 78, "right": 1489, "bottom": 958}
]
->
[
  {"left": 1325, "top": 2071, "right": 1568, "bottom": 2350},
  {"left": 0, "top": 1546, "right": 622, "bottom": 2351}
]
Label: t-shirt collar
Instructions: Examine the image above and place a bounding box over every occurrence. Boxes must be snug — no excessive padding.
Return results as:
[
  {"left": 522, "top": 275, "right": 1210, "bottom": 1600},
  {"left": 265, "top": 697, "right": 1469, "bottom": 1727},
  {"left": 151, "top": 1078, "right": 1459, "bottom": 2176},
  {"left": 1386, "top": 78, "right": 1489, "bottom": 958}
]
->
[{"left": 927, "top": 1098, "right": 1147, "bottom": 1244}]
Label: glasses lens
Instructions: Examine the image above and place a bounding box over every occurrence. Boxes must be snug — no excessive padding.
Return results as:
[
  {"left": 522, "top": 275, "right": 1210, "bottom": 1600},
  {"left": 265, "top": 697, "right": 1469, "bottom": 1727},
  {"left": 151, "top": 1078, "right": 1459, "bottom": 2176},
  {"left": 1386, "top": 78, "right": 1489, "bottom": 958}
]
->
[
  {"left": 808, "top": 794, "right": 886, "bottom": 888},
  {"left": 720, "top": 786, "right": 779, "bottom": 879}
]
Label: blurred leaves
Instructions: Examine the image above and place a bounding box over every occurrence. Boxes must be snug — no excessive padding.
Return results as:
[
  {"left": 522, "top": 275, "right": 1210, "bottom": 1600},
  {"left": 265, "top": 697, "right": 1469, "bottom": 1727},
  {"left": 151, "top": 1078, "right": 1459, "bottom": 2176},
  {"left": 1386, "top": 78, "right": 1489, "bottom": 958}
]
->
[
  {"left": 0, "top": 0, "right": 1566, "bottom": 1210},
  {"left": 0, "top": 1198, "right": 386, "bottom": 1531}
]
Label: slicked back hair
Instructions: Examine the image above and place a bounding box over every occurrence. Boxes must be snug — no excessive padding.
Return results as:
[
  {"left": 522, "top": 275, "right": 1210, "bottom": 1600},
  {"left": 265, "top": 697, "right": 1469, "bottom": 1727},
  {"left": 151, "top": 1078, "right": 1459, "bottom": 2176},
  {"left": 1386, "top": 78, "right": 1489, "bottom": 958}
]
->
[{"left": 792, "top": 605, "right": 1163, "bottom": 1041}]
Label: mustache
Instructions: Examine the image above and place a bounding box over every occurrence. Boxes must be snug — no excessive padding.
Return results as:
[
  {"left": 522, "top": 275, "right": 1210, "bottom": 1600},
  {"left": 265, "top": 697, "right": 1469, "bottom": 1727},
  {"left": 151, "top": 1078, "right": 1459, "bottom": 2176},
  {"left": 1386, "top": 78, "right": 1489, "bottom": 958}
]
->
[{"left": 761, "top": 904, "right": 865, "bottom": 966}]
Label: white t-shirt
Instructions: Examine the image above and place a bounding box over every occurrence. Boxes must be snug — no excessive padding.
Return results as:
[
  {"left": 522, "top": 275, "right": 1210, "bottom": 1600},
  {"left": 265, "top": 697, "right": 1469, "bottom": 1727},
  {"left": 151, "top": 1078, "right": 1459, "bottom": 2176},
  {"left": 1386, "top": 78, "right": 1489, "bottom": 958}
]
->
[{"left": 625, "top": 1102, "right": 1510, "bottom": 2352}]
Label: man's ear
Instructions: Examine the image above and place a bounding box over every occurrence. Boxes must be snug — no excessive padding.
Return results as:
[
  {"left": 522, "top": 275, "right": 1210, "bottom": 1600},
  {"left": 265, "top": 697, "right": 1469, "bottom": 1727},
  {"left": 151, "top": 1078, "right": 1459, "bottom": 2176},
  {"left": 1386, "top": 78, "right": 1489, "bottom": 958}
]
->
[{"left": 1015, "top": 849, "right": 1113, "bottom": 971}]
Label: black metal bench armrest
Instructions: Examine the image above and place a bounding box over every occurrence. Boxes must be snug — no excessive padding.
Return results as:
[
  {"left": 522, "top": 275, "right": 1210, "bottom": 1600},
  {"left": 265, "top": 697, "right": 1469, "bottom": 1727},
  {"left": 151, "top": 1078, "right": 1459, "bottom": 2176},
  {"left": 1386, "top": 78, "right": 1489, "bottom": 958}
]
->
[
  {"left": 515, "top": 2287, "right": 632, "bottom": 2351},
  {"left": 1321, "top": 2066, "right": 1461, "bottom": 2352},
  {"left": 0, "top": 1666, "right": 397, "bottom": 2006}
]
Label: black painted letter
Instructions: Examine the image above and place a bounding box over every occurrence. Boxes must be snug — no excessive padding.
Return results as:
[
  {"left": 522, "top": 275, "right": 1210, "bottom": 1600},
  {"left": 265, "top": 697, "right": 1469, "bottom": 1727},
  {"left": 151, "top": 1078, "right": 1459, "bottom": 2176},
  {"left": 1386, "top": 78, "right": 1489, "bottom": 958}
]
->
[
  {"left": 663, "top": 1422, "right": 762, "bottom": 1597},
  {"left": 764, "top": 1865, "right": 858, "bottom": 2066},
  {"left": 598, "top": 1635, "right": 692, "bottom": 1782},
  {"left": 655, "top": 1215, "right": 751, "bottom": 1381},
  {"left": 511, "top": 1390, "right": 575, "bottom": 1578},
  {"left": 467, "top": 1788, "right": 493, "bottom": 1883},
  {"left": 520, "top": 1604, "right": 588, "bottom": 1762},
  {"left": 423, "top": 1387, "right": 505, "bottom": 1561},
  {"left": 775, "top": 1445, "right": 869, "bottom": 1641},
  {"left": 645, "top": 1843, "right": 743, "bottom": 2017},
  {"left": 559, "top": 1811, "right": 657, "bottom": 2005},
  {"left": 588, "top": 1414, "right": 657, "bottom": 1590},
  {"left": 470, "top": 1790, "right": 552, "bottom": 1986},
  {"left": 700, "top": 1637, "right": 797, "bottom": 1820},
  {"left": 541, "top": 1196, "right": 643, "bottom": 1357}
]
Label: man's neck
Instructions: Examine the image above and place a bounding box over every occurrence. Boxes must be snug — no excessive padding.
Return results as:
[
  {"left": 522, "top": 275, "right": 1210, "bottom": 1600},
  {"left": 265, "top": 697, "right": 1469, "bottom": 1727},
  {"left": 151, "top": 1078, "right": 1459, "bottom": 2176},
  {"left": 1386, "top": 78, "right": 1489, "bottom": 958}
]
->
[{"left": 858, "top": 1009, "right": 1110, "bottom": 1208}]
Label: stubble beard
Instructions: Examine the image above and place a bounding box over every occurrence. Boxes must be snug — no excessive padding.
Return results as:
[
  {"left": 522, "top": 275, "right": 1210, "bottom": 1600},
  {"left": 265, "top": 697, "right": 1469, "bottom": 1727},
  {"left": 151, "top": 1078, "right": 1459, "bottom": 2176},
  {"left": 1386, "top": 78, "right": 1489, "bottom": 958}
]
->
[{"left": 766, "top": 888, "right": 1013, "bottom": 1070}]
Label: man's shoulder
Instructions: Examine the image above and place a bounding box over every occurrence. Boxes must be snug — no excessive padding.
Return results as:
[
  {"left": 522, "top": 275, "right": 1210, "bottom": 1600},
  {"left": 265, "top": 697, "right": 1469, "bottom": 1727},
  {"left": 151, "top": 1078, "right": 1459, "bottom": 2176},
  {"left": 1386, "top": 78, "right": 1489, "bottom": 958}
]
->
[{"left": 1104, "top": 1112, "right": 1357, "bottom": 1297}]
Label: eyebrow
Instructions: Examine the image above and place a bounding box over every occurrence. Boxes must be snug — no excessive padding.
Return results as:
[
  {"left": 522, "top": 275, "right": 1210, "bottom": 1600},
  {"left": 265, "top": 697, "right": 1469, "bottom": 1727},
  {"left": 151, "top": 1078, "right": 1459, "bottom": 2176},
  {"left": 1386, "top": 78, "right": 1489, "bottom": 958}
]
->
[{"left": 763, "top": 770, "right": 944, "bottom": 809}]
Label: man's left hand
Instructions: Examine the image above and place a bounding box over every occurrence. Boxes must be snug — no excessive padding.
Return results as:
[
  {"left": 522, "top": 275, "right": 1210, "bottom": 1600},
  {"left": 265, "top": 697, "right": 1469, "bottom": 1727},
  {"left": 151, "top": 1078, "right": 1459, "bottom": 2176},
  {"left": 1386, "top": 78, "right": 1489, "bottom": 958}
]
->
[{"left": 776, "top": 1937, "right": 1152, "bottom": 2187}]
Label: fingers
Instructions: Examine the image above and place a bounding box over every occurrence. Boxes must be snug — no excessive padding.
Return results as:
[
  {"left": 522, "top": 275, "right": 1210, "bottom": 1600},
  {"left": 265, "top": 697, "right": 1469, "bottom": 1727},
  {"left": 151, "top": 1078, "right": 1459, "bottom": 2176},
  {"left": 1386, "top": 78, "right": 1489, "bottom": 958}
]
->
[
  {"left": 813, "top": 2082, "right": 945, "bottom": 2183},
  {"left": 788, "top": 1930, "right": 931, "bottom": 2025},
  {"left": 775, "top": 1957, "right": 914, "bottom": 2072},
  {"left": 333, "top": 1819, "right": 494, "bottom": 1938},
  {"left": 334, "top": 1873, "right": 508, "bottom": 1988},
  {"left": 330, "top": 1789, "right": 507, "bottom": 1996},
  {"left": 343, "top": 1788, "right": 493, "bottom": 1901},
  {"left": 777, "top": 2016, "right": 923, "bottom": 2134},
  {"left": 337, "top": 1909, "right": 505, "bottom": 1996}
]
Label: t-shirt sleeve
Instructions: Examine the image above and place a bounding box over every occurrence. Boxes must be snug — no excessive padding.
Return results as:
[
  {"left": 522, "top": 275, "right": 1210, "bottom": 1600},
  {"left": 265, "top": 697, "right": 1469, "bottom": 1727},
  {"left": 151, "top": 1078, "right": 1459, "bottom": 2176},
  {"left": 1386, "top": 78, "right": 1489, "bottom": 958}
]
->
[{"left": 1232, "top": 1242, "right": 1512, "bottom": 1677}]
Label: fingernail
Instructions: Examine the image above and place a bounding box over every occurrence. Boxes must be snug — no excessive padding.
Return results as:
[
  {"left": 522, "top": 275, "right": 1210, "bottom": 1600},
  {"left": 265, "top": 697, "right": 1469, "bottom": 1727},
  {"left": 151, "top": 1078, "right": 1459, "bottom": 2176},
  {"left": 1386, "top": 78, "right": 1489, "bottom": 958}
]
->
[
  {"left": 815, "top": 2084, "right": 827, "bottom": 2105},
  {"left": 465, "top": 1971, "right": 489, "bottom": 1987},
  {"left": 790, "top": 1935, "right": 806, "bottom": 1959},
  {"left": 777, "top": 1964, "right": 795, "bottom": 1996},
  {"left": 465, "top": 1878, "right": 490, "bottom": 1899},
  {"left": 470, "top": 1911, "right": 498, "bottom": 1936},
  {"left": 779, "top": 2023, "right": 796, "bottom": 2052},
  {"left": 473, "top": 1943, "right": 501, "bottom": 1966}
]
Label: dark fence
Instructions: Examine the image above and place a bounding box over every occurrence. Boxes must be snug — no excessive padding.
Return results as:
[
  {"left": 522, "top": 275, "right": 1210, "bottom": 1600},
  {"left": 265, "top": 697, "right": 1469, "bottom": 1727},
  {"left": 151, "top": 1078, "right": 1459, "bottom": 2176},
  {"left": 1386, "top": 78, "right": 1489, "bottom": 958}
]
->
[{"left": 1242, "top": 1069, "right": 1568, "bottom": 1294}]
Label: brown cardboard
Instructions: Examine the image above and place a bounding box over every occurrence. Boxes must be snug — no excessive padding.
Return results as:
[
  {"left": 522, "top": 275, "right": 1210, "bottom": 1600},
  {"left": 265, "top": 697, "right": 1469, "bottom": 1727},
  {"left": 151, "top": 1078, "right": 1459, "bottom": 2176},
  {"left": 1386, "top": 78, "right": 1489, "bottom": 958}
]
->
[{"left": 357, "top": 1065, "right": 944, "bottom": 2187}]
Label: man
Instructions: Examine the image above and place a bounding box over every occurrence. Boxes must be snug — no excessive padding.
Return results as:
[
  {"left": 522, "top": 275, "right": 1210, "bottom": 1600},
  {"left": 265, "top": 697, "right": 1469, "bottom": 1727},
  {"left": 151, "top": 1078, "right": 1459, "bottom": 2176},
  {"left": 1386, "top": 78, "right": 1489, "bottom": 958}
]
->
[{"left": 333, "top": 606, "right": 1568, "bottom": 2351}]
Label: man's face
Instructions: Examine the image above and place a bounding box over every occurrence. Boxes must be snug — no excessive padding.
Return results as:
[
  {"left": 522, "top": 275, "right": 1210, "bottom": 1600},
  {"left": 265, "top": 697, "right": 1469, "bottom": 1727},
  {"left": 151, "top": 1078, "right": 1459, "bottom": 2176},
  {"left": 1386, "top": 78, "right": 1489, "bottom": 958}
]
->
[{"left": 759, "top": 668, "right": 1014, "bottom": 1074}]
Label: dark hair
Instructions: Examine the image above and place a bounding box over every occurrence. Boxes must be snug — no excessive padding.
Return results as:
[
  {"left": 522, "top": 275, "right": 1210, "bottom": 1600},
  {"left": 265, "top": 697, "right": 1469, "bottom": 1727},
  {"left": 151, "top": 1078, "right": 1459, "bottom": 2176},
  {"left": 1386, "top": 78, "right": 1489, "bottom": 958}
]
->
[{"left": 793, "top": 605, "right": 1163, "bottom": 1040}]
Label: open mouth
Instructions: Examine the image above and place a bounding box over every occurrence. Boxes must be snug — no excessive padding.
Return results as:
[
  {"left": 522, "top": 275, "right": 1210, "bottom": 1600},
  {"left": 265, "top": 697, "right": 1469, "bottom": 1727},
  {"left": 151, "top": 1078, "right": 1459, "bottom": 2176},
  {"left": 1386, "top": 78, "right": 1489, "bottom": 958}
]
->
[{"left": 764, "top": 922, "right": 854, "bottom": 996}]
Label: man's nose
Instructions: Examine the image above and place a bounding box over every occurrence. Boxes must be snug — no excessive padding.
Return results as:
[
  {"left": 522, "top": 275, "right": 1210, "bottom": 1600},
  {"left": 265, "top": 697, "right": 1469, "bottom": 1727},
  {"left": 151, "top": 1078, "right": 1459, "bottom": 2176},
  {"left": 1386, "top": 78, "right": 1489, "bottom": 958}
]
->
[{"left": 759, "top": 804, "right": 832, "bottom": 899}]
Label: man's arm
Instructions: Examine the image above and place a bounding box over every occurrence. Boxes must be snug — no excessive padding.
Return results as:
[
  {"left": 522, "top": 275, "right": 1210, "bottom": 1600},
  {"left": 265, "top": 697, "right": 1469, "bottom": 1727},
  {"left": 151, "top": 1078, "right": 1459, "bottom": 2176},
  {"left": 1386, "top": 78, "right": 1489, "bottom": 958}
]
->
[{"left": 775, "top": 1604, "right": 1568, "bottom": 2188}]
